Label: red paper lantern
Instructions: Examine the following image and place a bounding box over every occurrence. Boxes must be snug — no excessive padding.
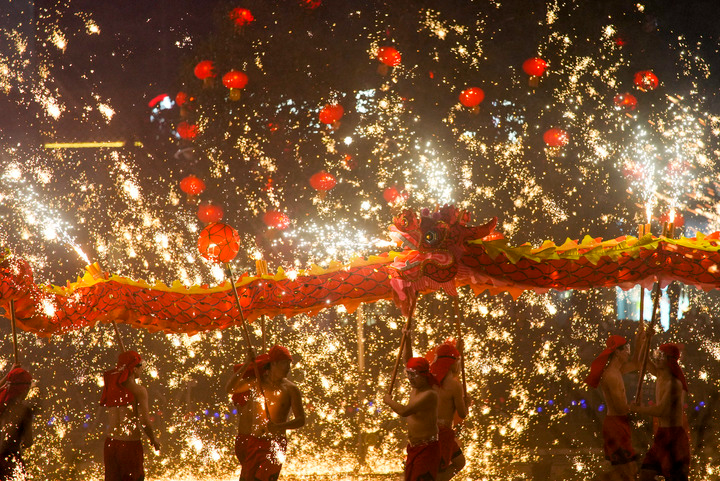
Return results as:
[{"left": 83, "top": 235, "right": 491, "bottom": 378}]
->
[
  {"left": 229, "top": 7, "right": 254, "bottom": 26},
  {"left": 180, "top": 175, "right": 206, "bottom": 196},
  {"left": 383, "top": 187, "right": 400, "bottom": 203},
  {"left": 309, "top": 171, "right": 336, "bottom": 191},
  {"left": 319, "top": 104, "right": 344, "bottom": 124},
  {"left": 613, "top": 93, "right": 638, "bottom": 111},
  {"left": 177, "top": 121, "right": 198, "bottom": 139},
  {"left": 377, "top": 46, "right": 402, "bottom": 67},
  {"left": 198, "top": 223, "right": 241, "bottom": 263},
  {"left": 543, "top": 128, "right": 569, "bottom": 147},
  {"left": 198, "top": 203, "right": 224, "bottom": 224},
  {"left": 523, "top": 57, "right": 548, "bottom": 77},
  {"left": 263, "top": 211, "right": 290, "bottom": 230},
  {"left": 300, "top": 0, "right": 322, "bottom": 9},
  {"left": 175, "top": 91, "right": 188, "bottom": 106},
  {"left": 459, "top": 87, "right": 485, "bottom": 108},
  {"left": 634, "top": 70, "right": 659, "bottom": 91},
  {"left": 223, "top": 71, "right": 248, "bottom": 100},
  {"left": 194, "top": 60, "right": 216, "bottom": 80},
  {"left": 222, "top": 71, "right": 248, "bottom": 90}
]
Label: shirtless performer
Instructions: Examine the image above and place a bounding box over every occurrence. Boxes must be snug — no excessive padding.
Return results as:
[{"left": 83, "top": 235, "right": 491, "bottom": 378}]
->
[
  {"left": 585, "top": 335, "right": 639, "bottom": 481},
  {"left": 429, "top": 341, "right": 468, "bottom": 481},
  {"left": 383, "top": 357, "right": 440, "bottom": 481},
  {"left": 630, "top": 343, "right": 690, "bottom": 481},
  {"left": 402, "top": 329, "right": 468, "bottom": 480},
  {"left": 226, "top": 345, "right": 305, "bottom": 481},
  {"left": 101, "top": 351, "right": 160, "bottom": 481}
]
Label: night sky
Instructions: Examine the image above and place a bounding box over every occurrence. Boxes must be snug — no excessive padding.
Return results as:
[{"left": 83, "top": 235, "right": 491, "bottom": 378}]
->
[{"left": 2, "top": 0, "right": 719, "bottom": 144}]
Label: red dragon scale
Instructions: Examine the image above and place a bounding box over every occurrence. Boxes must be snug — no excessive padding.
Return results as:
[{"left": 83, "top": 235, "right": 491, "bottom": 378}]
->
[{"left": 2, "top": 207, "right": 720, "bottom": 336}]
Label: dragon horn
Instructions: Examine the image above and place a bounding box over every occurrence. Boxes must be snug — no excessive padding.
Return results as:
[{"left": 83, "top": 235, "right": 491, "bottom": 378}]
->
[{"left": 473, "top": 216, "right": 498, "bottom": 239}]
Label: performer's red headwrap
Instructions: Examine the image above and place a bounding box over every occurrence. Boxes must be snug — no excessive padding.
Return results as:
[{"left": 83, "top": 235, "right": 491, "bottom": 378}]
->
[
  {"left": 268, "top": 345, "right": 292, "bottom": 363},
  {"left": 659, "top": 343, "right": 688, "bottom": 392},
  {"left": 100, "top": 351, "right": 142, "bottom": 407},
  {"left": 585, "top": 335, "right": 627, "bottom": 388},
  {"left": 430, "top": 341, "right": 460, "bottom": 384},
  {"left": 0, "top": 367, "right": 32, "bottom": 415},
  {"left": 407, "top": 357, "right": 438, "bottom": 386}
]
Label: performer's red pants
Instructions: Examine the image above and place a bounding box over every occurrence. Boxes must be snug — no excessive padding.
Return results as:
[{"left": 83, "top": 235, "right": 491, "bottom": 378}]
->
[
  {"left": 438, "top": 425, "right": 461, "bottom": 473},
  {"left": 104, "top": 438, "right": 144, "bottom": 481},
  {"left": 602, "top": 415, "right": 638, "bottom": 465},
  {"left": 239, "top": 434, "right": 287, "bottom": 481},
  {"left": 405, "top": 439, "right": 440, "bottom": 481},
  {"left": 641, "top": 426, "right": 690, "bottom": 481}
]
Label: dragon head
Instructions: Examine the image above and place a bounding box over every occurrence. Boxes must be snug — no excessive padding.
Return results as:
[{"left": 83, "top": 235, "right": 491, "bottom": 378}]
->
[{"left": 389, "top": 205, "right": 498, "bottom": 285}]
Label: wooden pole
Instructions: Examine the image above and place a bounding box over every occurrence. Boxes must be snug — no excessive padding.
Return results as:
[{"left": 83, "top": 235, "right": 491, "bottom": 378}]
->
[
  {"left": 227, "top": 265, "right": 259, "bottom": 355},
  {"left": 638, "top": 224, "right": 646, "bottom": 325},
  {"left": 634, "top": 222, "right": 669, "bottom": 404},
  {"left": 452, "top": 296, "right": 468, "bottom": 396},
  {"left": 260, "top": 317, "right": 267, "bottom": 352},
  {"left": 387, "top": 292, "right": 419, "bottom": 396},
  {"left": 9, "top": 300, "right": 19, "bottom": 365},
  {"left": 255, "top": 260, "right": 269, "bottom": 351},
  {"left": 112, "top": 321, "right": 127, "bottom": 353},
  {"left": 356, "top": 306, "right": 366, "bottom": 468},
  {"left": 226, "top": 264, "right": 270, "bottom": 419}
]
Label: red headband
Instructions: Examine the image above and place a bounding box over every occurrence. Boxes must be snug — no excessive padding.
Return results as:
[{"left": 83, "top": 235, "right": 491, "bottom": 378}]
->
[
  {"left": 585, "top": 335, "right": 627, "bottom": 388},
  {"left": 268, "top": 345, "right": 292, "bottom": 363},
  {"left": 659, "top": 343, "right": 688, "bottom": 392},
  {"left": 430, "top": 341, "right": 460, "bottom": 384},
  {"left": 100, "top": 351, "right": 141, "bottom": 407},
  {"left": 118, "top": 350, "right": 142, "bottom": 370},
  {"left": 407, "top": 357, "right": 438, "bottom": 385}
]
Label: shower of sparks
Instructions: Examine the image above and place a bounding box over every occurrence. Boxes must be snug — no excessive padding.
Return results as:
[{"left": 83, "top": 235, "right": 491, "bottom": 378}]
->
[{"left": 620, "top": 126, "right": 659, "bottom": 222}]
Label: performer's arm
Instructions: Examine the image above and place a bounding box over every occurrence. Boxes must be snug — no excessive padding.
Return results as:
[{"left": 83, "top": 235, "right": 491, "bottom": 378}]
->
[
  {"left": 383, "top": 390, "right": 436, "bottom": 417},
  {"left": 402, "top": 327, "right": 413, "bottom": 365},
  {"left": 621, "top": 326, "right": 643, "bottom": 373},
  {"left": 623, "top": 326, "right": 655, "bottom": 374},
  {"left": 452, "top": 380, "right": 468, "bottom": 420},
  {"left": 226, "top": 349, "right": 256, "bottom": 394},
  {"left": 133, "top": 386, "right": 161, "bottom": 452},
  {"left": 226, "top": 365, "right": 252, "bottom": 394}
]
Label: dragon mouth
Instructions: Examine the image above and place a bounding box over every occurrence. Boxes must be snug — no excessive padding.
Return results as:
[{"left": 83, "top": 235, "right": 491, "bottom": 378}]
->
[
  {"left": 389, "top": 226, "right": 419, "bottom": 250},
  {"left": 391, "top": 250, "right": 454, "bottom": 272}
]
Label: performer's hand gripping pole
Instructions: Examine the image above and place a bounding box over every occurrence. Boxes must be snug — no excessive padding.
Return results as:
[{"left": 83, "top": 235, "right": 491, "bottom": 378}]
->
[
  {"left": 387, "top": 292, "right": 419, "bottom": 396},
  {"left": 226, "top": 264, "right": 271, "bottom": 419},
  {"left": 634, "top": 222, "right": 673, "bottom": 404}
]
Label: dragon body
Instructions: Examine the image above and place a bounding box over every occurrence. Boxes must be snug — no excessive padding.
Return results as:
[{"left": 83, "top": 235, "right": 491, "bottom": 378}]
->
[{"left": 3, "top": 206, "right": 720, "bottom": 336}]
